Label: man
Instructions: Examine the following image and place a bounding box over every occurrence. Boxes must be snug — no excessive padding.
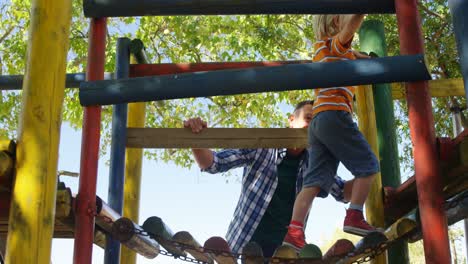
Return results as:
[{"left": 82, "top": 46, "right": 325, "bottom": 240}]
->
[{"left": 184, "top": 100, "right": 353, "bottom": 258}]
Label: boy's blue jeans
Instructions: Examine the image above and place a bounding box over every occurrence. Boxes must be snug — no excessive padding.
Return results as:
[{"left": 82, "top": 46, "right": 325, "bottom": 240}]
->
[{"left": 304, "top": 110, "right": 380, "bottom": 197}]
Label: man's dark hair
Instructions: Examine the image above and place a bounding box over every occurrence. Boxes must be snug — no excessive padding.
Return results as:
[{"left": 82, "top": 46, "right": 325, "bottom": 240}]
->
[{"left": 293, "top": 100, "right": 314, "bottom": 116}]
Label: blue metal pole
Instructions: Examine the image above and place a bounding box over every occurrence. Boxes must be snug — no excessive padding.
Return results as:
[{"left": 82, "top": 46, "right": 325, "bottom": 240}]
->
[
  {"left": 79, "top": 54, "right": 431, "bottom": 106},
  {"left": 449, "top": 0, "right": 468, "bottom": 104},
  {"left": 83, "top": 0, "right": 395, "bottom": 18},
  {"left": 104, "top": 37, "right": 130, "bottom": 264},
  {"left": 0, "top": 73, "right": 114, "bottom": 90}
]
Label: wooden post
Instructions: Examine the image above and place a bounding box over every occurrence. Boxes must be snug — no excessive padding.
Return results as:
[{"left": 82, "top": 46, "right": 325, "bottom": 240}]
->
[
  {"left": 355, "top": 85, "right": 386, "bottom": 264},
  {"left": 359, "top": 20, "right": 409, "bottom": 264},
  {"left": 4, "top": 0, "right": 71, "bottom": 262},
  {"left": 395, "top": 0, "right": 451, "bottom": 262}
]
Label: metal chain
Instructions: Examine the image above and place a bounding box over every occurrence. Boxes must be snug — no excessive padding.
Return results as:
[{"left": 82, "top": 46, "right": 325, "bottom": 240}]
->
[
  {"left": 95, "top": 210, "right": 397, "bottom": 263},
  {"left": 92, "top": 190, "right": 468, "bottom": 263},
  {"left": 159, "top": 250, "right": 208, "bottom": 264},
  {"left": 94, "top": 205, "right": 435, "bottom": 263},
  {"left": 130, "top": 225, "right": 390, "bottom": 264}
]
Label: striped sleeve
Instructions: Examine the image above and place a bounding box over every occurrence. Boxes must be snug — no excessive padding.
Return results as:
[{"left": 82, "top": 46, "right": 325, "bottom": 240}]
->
[{"left": 330, "top": 36, "right": 352, "bottom": 56}]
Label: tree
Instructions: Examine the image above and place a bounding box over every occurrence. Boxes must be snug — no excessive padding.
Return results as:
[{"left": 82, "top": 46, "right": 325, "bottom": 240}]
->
[{"left": 0, "top": 0, "right": 463, "bottom": 171}]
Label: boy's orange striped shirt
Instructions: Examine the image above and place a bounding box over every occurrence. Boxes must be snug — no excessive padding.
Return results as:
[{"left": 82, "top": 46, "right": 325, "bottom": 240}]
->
[{"left": 312, "top": 37, "right": 357, "bottom": 116}]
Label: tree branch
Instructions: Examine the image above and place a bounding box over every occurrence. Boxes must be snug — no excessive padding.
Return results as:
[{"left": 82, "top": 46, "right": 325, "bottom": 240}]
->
[
  {"left": 419, "top": 2, "right": 444, "bottom": 19},
  {"left": 0, "top": 26, "right": 15, "bottom": 44}
]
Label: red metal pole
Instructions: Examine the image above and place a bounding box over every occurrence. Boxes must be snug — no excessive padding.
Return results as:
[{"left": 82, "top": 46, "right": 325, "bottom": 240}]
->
[
  {"left": 394, "top": 0, "right": 451, "bottom": 263},
  {"left": 129, "top": 61, "right": 312, "bottom": 77},
  {"left": 74, "top": 17, "right": 107, "bottom": 264}
]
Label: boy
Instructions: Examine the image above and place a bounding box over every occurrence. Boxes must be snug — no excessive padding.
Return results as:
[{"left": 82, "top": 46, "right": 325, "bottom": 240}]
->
[{"left": 283, "top": 15, "right": 381, "bottom": 250}]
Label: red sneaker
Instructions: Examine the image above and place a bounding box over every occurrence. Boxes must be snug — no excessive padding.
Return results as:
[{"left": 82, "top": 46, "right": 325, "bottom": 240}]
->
[
  {"left": 343, "top": 209, "right": 383, "bottom": 236},
  {"left": 282, "top": 225, "right": 306, "bottom": 251}
]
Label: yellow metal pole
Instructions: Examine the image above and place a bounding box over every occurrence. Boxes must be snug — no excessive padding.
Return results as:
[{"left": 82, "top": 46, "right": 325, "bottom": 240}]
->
[
  {"left": 355, "top": 85, "right": 387, "bottom": 264},
  {"left": 5, "top": 0, "right": 71, "bottom": 262},
  {"left": 121, "top": 55, "right": 146, "bottom": 264}
]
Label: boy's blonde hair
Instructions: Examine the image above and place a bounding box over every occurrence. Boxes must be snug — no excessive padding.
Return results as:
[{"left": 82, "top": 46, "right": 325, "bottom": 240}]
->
[{"left": 313, "top": 15, "right": 348, "bottom": 40}]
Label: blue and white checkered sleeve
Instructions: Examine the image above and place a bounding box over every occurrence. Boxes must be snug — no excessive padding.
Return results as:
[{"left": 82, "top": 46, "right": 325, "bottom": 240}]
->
[
  {"left": 330, "top": 174, "right": 349, "bottom": 203},
  {"left": 202, "top": 149, "right": 257, "bottom": 174}
]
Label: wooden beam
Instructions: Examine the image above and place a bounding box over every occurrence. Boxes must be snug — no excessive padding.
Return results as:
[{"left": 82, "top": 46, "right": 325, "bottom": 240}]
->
[
  {"left": 83, "top": 0, "right": 395, "bottom": 18},
  {"left": 355, "top": 85, "right": 386, "bottom": 264},
  {"left": 385, "top": 132, "right": 468, "bottom": 222},
  {"left": 112, "top": 217, "right": 160, "bottom": 259},
  {"left": 126, "top": 128, "right": 308, "bottom": 149},
  {"left": 6, "top": 0, "right": 72, "bottom": 261},
  {"left": 391, "top": 78, "right": 465, "bottom": 99},
  {"left": 384, "top": 217, "right": 417, "bottom": 241}
]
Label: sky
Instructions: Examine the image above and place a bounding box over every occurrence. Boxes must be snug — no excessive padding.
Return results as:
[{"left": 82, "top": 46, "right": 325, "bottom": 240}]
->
[
  {"left": 1, "top": 5, "right": 464, "bottom": 263},
  {"left": 50, "top": 112, "right": 357, "bottom": 264},
  {"left": 49, "top": 114, "right": 468, "bottom": 264}
]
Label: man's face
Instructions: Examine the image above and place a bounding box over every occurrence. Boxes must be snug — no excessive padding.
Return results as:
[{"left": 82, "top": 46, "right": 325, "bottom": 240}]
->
[{"left": 289, "top": 104, "right": 314, "bottom": 128}]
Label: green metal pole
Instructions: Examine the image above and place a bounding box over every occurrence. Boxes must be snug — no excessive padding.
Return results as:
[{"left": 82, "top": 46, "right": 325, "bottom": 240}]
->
[{"left": 359, "top": 20, "right": 409, "bottom": 264}]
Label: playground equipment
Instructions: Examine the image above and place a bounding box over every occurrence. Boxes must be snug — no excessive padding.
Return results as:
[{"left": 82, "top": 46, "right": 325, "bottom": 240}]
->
[
  {"left": 82, "top": 0, "right": 395, "bottom": 17},
  {"left": 79, "top": 54, "right": 430, "bottom": 106},
  {"left": 0, "top": 0, "right": 468, "bottom": 263}
]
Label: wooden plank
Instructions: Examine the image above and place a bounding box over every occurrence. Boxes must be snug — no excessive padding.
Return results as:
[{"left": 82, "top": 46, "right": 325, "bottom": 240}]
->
[
  {"left": 384, "top": 217, "right": 417, "bottom": 241},
  {"left": 127, "top": 128, "right": 308, "bottom": 149},
  {"left": 385, "top": 132, "right": 468, "bottom": 222},
  {"left": 343, "top": 232, "right": 388, "bottom": 264},
  {"left": 173, "top": 231, "right": 214, "bottom": 264},
  {"left": 391, "top": 78, "right": 464, "bottom": 99},
  {"left": 142, "top": 216, "right": 186, "bottom": 257},
  {"left": 203, "top": 237, "right": 237, "bottom": 264},
  {"left": 112, "top": 217, "right": 160, "bottom": 259}
]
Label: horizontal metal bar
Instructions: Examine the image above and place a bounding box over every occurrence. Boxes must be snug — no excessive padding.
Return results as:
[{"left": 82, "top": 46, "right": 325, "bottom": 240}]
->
[
  {"left": 80, "top": 54, "right": 431, "bottom": 106},
  {"left": 4, "top": 66, "right": 461, "bottom": 101},
  {"left": 129, "top": 60, "right": 312, "bottom": 77},
  {"left": 83, "top": 0, "right": 395, "bottom": 18},
  {"left": 0, "top": 73, "right": 114, "bottom": 90}
]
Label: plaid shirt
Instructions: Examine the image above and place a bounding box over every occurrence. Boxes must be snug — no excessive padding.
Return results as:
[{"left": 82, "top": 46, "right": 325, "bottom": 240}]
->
[{"left": 204, "top": 148, "right": 347, "bottom": 253}]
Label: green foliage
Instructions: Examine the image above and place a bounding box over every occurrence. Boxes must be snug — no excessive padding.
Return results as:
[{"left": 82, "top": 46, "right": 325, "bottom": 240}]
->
[
  {"left": 0, "top": 0, "right": 463, "bottom": 171},
  {"left": 407, "top": 225, "right": 467, "bottom": 264},
  {"left": 368, "top": 1, "right": 463, "bottom": 179},
  {"left": 449, "top": 225, "right": 467, "bottom": 264}
]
